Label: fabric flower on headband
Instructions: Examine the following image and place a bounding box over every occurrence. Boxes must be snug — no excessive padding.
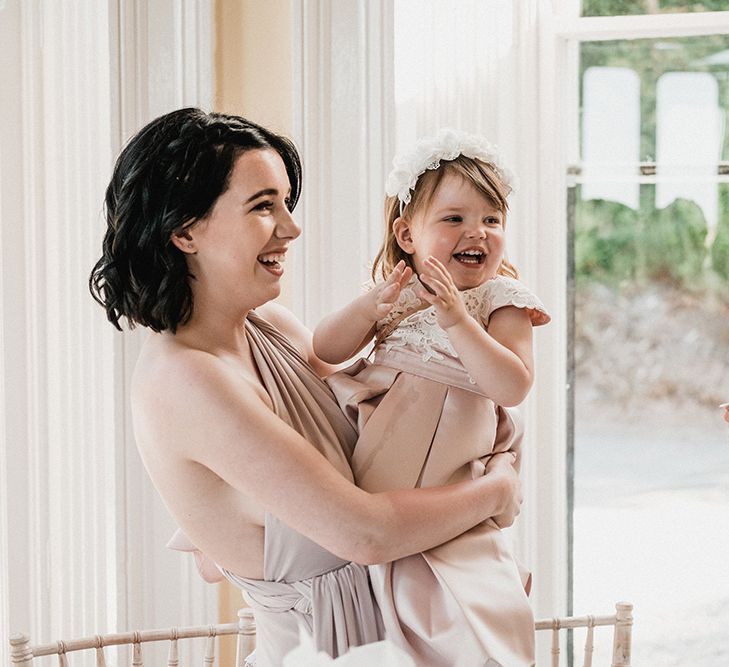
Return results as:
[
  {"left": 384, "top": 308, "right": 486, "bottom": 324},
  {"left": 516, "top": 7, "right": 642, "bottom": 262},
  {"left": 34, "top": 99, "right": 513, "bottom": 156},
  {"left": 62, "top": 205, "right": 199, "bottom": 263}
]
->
[{"left": 384, "top": 128, "right": 516, "bottom": 211}]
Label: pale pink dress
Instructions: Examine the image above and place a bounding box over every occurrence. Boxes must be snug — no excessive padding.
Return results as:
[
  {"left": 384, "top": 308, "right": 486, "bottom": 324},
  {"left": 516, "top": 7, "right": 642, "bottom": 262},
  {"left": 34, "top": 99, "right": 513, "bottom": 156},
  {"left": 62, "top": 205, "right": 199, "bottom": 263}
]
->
[{"left": 327, "top": 275, "right": 550, "bottom": 667}]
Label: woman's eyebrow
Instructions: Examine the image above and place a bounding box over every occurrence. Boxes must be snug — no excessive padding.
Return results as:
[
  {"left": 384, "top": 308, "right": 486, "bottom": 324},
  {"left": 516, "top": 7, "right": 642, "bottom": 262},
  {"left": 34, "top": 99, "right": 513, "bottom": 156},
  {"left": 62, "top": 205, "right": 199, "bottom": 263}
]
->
[{"left": 244, "top": 188, "right": 278, "bottom": 204}]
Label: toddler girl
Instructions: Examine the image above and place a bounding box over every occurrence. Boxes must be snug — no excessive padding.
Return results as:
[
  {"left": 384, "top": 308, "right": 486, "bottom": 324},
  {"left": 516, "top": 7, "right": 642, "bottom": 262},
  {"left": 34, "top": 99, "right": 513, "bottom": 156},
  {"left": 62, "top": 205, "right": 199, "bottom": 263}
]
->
[{"left": 313, "top": 129, "right": 550, "bottom": 667}]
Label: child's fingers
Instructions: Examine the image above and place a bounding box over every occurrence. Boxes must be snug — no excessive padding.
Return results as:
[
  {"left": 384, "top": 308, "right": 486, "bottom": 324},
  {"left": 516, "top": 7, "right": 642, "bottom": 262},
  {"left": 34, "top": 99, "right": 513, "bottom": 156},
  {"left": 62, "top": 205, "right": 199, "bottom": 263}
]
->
[
  {"left": 378, "top": 282, "right": 399, "bottom": 302},
  {"left": 424, "top": 257, "right": 456, "bottom": 288},
  {"left": 419, "top": 273, "right": 449, "bottom": 299},
  {"left": 375, "top": 302, "right": 395, "bottom": 317},
  {"left": 385, "top": 263, "right": 404, "bottom": 286},
  {"left": 415, "top": 287, "right": 437, "bottom": 305},
  {"left": 399, "top": 265, "right": 413, "bottom": 288}
]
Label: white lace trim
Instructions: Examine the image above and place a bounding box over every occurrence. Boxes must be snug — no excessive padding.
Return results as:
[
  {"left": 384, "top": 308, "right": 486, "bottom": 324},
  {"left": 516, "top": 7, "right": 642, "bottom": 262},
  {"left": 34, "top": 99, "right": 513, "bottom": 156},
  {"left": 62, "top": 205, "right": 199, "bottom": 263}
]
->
[
  {"left": 464, "top": 276, "right": 550, "bottom": 325},
  {"left": 383, "top": 308, "right": 457, "bottom": 362},
  {"left": 378, "top": 280, "right": 425, "bottom": 330},
  {"left": 376, "top": 275, "right": 549, "bottom": 364}
]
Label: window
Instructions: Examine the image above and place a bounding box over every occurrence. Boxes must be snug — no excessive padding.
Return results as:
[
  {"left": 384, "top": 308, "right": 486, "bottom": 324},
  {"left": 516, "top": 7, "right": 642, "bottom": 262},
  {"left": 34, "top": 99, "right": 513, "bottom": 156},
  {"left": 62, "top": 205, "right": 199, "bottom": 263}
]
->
[
  {"left": 569, "top": 16, "right": 729, "bottom": 667},
  {"left": 582, "top": 0, "right": 729, "bottom": 17}
]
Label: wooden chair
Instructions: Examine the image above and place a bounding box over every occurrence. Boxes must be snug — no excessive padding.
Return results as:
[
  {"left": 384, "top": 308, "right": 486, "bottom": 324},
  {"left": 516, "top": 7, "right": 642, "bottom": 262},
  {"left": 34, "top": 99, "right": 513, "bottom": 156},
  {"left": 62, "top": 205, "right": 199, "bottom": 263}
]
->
[
  {"left": 535, "top": 601, "right": 633, "bottom": 667},
  {"left": 9, "top": 602, "right": 632, "bottom": 667},
  {"left": 8, "top": 609, "right": 256, "bottom": 667}
]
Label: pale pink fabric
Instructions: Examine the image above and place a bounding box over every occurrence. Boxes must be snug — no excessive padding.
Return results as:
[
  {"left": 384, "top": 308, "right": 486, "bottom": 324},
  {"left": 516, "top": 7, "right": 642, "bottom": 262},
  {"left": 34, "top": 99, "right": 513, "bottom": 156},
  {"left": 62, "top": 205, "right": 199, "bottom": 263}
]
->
[
  {"left": 169, "top": 312, "right": 383, "bottom": 665},
  {"left": 326, "top": 277, "right": 549, "bottom": 667}
]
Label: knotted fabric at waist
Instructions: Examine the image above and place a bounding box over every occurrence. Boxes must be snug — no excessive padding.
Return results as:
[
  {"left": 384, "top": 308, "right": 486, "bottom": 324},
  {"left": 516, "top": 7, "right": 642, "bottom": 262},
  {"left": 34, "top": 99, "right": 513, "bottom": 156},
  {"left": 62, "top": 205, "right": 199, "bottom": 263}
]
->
[
  {"left": 221, "top": 569, "right": 314, "bottom": 615},
  {"left": 221, "top": 561, "right": 384, "bottom": 658}
]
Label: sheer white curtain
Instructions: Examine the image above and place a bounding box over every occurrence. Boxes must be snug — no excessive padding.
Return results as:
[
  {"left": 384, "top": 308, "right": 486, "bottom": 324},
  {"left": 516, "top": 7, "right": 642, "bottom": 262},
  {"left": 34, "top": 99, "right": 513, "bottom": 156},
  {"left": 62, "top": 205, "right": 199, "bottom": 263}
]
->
[{"left": 0, "top": 2, "right": 215, "bottom": 662}]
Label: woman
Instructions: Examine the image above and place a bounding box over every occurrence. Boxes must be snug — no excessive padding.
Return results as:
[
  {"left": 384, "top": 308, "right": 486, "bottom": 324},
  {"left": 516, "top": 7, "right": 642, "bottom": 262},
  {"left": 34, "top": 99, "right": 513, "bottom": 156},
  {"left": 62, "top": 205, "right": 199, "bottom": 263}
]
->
[{"left": 90, "top": 108, "right": 523, "bottom": 666}]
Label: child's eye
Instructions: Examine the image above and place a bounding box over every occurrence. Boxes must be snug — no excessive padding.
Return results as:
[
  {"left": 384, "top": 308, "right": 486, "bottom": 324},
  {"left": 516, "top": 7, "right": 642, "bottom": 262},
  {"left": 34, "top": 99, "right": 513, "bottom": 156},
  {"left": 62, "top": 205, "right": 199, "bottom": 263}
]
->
[
  {"left": 444, "top": 216, "right": 463, "bottom": 223},
  {"left": 484, "top": 216, "right": 501, "bottom": 225}
]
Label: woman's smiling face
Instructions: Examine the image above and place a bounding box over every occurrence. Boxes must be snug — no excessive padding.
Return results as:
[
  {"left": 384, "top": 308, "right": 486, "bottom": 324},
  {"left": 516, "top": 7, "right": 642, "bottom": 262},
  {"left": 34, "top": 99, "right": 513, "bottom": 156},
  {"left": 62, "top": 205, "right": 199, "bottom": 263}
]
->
[
  {"left": 394, "top": 171, "right": 505, "bottom": 291},
  {"left": 183, "top": 149, "right": 301, "bottom": 308}
]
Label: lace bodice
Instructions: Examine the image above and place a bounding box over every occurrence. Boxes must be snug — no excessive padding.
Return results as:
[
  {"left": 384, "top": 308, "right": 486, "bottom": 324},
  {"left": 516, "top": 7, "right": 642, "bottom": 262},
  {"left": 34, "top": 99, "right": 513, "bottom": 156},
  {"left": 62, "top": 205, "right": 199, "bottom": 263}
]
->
[{"left": 375, "top": 275, "right": 549, "bottom": 365}]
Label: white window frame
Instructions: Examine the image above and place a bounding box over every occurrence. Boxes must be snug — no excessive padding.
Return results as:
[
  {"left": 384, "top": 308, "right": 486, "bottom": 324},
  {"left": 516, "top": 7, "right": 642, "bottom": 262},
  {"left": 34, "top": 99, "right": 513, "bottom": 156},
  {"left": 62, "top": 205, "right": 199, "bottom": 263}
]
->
[{"left": 550, "top": 0, "right": 729, "bottom": 640}]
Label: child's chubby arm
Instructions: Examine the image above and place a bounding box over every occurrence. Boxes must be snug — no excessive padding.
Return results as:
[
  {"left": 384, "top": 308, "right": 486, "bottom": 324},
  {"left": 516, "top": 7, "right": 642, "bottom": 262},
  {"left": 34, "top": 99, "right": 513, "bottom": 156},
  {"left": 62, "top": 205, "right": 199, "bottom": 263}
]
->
[
  {"left": 418, "top": 256, "right": 534, "bottom": 407},
  {"left": 312, "top": 261, "right": 413, "bottom": 365}
]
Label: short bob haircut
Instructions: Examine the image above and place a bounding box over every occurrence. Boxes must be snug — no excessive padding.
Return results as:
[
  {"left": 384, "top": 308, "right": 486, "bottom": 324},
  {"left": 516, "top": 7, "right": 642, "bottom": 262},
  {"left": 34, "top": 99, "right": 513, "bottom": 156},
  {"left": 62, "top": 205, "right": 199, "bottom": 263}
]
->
[{"left": 89, "top": 108, "right": 302, "bottom": 333}]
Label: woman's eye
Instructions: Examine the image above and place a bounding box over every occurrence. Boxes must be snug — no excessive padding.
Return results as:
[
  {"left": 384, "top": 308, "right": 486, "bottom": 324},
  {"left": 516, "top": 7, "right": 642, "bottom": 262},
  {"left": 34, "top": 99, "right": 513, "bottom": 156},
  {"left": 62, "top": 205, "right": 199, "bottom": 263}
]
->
[{"left": 254, "top": 201, "right": 274, "bottom": 212}]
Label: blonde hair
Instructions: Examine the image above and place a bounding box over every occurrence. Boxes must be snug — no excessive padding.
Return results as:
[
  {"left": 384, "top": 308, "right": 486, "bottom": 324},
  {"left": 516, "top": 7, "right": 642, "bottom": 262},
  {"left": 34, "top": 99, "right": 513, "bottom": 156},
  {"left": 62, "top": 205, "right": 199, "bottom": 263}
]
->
[{"left": 371, "top": 155, "right": 519, "bottom": 283}]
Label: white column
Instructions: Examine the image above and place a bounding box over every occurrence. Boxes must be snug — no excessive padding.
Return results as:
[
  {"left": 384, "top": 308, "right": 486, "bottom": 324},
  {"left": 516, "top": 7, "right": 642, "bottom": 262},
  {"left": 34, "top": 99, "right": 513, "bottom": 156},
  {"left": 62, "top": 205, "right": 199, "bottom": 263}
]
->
[
  {"left": 290, "top": 0, "right": 395, "bottom": 327},
  {"left": 113, "top": 0, "right": 217, "bottom": 635}
]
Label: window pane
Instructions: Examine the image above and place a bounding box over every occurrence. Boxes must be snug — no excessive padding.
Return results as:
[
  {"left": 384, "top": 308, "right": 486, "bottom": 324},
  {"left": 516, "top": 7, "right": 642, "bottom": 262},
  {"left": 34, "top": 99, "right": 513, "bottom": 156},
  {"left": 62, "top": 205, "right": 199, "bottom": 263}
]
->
[
  {"left": 581, "top": 0, "right": 729, "bottom": 17},
  {"left": 573, "top": 35, "right": 729, "bottom": 666}
]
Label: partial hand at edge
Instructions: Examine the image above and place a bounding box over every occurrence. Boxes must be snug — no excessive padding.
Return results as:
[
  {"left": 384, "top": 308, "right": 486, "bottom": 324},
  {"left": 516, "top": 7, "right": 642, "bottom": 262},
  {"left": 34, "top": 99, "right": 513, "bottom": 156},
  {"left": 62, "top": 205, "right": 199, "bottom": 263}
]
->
[{"left": 484, "top": 451, "right": 523, "bottom": 529}]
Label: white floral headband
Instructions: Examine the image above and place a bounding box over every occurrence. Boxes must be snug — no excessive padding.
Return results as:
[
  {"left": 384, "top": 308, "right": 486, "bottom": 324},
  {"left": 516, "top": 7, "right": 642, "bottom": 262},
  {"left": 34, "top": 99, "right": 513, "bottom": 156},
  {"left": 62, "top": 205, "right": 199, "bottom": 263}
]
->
[{"left": 384, "top": 128, "right": 516, "bottom": 215}]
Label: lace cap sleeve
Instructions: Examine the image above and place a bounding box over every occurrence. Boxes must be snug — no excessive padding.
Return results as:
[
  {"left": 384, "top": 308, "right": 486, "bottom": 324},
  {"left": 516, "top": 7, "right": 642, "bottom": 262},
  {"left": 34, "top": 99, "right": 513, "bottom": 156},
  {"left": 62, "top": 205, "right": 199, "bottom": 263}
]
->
[{"left": 479, "top": 276, "right": 551, "bottom": 326}]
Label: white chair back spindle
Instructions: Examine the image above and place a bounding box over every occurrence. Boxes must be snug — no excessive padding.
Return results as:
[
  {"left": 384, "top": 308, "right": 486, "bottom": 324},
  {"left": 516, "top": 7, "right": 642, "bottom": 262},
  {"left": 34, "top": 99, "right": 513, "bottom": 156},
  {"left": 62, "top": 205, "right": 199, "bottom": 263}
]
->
[
  {"left": 610, "top": 602, "right": 633, "bottom": 667},
  {"left": 131, "top": 636, "right": 142, "bottom": 667},
  {"left": 203, "top": 631, "right": 215, "bottom": 667},
  {"left": 166, "top": 635, "right": 178, "bottom": 667},
  {"left": 236, "top": 608, "right": 256, "bottom": 667},
  {"left": 583, "top": 616, "right": 595, "bottom": 667},
  {"left": 92, "top": 636, "right": 106, "bottom": 667}
]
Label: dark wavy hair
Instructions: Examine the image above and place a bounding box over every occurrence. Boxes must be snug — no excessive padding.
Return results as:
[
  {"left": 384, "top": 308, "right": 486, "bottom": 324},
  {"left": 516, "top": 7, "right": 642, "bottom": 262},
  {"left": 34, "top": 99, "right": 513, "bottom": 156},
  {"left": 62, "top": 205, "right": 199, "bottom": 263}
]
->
[{"left": 89, "top": 108, "right": 302, "bottom": 333}]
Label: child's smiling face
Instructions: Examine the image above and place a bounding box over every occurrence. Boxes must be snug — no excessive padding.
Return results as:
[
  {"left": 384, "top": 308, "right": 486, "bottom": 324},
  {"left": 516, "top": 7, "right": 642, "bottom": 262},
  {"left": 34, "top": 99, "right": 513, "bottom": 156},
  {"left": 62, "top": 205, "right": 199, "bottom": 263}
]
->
[{"left": 394, "top": 171, "right": 505, "bottom": 291}]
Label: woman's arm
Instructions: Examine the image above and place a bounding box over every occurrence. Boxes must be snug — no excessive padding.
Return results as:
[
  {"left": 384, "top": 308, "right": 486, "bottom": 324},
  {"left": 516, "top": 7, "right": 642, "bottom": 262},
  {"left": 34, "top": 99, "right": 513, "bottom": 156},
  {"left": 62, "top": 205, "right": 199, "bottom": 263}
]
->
[
  {"left": 149, "top": 351, "right": 519, "bottom": 566},
  {"left": 312, "top": 261, "right": 413, "bottom": 364},
  {"left": 419, "top": 257, "right": 534, "bottom": 406}
]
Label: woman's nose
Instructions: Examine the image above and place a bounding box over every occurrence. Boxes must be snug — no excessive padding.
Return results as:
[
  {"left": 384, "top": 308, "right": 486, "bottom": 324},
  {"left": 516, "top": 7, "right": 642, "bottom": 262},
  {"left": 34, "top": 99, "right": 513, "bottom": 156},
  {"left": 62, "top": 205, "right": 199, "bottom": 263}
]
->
[{"left": 276, "top": 207, "right": 302, "bottom": 240}]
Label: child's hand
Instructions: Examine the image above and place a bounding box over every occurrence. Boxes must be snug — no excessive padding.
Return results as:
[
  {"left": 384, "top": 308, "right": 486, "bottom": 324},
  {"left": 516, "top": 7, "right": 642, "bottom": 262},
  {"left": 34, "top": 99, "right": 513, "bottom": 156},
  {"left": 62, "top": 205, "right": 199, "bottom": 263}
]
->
[
  {"left": 366, "top": 260, "right": 413, "bottom": 321},
  {"left": 721, "top": 403, "right": 729, "bottom": 425},
  {"left": 417, "top": 256, "right": 469, "bottom": 329}
]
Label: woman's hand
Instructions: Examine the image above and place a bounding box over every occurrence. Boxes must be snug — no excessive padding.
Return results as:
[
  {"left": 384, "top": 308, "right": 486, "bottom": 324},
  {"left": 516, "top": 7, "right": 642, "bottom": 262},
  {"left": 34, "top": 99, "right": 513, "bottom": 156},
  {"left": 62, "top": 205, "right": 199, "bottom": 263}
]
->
[
  {"left": 365, "top": 260, "right": 413, "bottom": 321},
  {"left": 416, "top": 256, "right": 469, "bottom": 329},
  {"left": 485, "top": 452, "right": 523, "bottom": 528}
]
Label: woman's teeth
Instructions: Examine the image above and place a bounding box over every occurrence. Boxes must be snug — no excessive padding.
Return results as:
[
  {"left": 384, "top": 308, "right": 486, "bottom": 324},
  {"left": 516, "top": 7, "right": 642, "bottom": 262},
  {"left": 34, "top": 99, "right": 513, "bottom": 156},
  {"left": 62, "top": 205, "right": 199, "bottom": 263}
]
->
[{"left": 257, "top": 253, "right": 285, "bottom": 265}]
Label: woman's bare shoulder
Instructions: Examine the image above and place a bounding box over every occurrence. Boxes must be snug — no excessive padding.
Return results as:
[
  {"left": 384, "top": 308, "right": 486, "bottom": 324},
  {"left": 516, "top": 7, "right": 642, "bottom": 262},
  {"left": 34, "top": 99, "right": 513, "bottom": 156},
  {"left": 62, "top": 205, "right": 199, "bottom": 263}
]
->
[
  {"left": 132, "top": 333, "right": 220, "bottom": 397},
  {"left": 131, "top": 334, "right": 270, "bottom": 455}
]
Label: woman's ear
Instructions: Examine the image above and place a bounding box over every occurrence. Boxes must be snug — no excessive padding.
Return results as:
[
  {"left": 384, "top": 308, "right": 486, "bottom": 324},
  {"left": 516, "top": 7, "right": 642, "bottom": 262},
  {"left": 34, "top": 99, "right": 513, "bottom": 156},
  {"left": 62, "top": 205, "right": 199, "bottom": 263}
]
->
[
  {"left": 170, "top": 228, "right": 197, "bottom": 254},
  {"left": 392, "top": 216, "right": 415, "bottom": 254}
]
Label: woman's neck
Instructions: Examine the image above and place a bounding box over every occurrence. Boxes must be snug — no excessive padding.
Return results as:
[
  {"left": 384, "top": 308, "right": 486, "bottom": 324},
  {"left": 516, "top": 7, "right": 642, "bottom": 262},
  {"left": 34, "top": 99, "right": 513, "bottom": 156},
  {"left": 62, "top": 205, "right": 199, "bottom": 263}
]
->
[{"left": 173, "top": 300, "right": 252, "bottom": 357}]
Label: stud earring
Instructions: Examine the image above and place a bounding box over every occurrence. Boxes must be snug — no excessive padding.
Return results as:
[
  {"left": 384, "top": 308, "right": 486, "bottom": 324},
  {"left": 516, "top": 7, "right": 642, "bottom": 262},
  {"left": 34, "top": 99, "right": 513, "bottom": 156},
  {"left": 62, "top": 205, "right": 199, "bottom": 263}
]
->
[{"left": 187, "top": 244, "right": 193, "bottom": 249}]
